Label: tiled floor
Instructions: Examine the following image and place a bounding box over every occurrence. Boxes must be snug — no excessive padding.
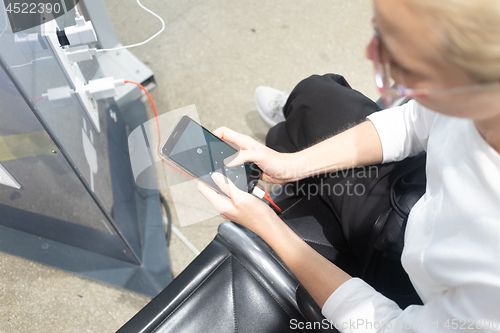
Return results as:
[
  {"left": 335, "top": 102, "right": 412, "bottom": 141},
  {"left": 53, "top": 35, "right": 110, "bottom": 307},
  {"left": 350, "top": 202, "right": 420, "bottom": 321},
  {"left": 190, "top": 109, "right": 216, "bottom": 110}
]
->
[{"left": 0, "top": 0, "right": 377, "bottom": 332}]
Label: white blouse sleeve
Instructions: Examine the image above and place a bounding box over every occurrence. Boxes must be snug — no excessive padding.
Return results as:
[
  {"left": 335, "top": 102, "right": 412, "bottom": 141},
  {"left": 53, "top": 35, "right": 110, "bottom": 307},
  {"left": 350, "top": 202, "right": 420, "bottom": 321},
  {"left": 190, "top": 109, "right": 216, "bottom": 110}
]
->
[
  {"left": 322, "top": 277, "right": 500, "bottom": 333},
  {"left": 366, "top": 101, "right": 437, "bottom": 163}
]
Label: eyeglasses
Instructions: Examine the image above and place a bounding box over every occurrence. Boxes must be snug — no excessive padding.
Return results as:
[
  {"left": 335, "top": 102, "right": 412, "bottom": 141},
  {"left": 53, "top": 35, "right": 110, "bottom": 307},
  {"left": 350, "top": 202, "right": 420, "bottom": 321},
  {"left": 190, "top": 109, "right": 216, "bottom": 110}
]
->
[{"left": 368, "top": 30, "right": 499, "bottom": 106}]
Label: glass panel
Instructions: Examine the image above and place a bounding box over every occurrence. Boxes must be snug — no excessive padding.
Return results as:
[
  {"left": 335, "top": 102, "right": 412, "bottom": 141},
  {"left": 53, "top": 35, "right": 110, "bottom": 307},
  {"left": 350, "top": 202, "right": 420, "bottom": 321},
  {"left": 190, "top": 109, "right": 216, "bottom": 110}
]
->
[{"left": 0, "top": 5, "right": 143, "bottom": 262}]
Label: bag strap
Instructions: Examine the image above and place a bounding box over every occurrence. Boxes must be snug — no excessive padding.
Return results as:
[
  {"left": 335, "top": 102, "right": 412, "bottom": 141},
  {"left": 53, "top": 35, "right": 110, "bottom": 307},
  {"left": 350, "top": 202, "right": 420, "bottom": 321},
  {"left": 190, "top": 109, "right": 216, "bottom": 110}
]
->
[
  {"left": 389, "top": 153, "right": 427, "bottom": 219},
  {"left": 362, "top": 153, "right": 427, "bottom": 271}
]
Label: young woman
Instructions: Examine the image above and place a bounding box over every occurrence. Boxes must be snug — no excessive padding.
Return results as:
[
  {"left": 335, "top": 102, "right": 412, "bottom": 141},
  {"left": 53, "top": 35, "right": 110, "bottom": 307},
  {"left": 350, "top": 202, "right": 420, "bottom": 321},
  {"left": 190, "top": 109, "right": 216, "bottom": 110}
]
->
[{"left": 198, "top": 0, "right": 500, "bottom": 331}]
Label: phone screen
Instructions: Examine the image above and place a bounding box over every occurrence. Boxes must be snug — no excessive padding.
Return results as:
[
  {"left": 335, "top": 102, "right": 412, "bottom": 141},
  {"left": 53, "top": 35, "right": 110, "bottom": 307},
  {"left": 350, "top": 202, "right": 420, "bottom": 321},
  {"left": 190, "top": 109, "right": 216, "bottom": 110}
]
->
[{"left": 162, "top": 116, "right": 260, "bottom": 194}]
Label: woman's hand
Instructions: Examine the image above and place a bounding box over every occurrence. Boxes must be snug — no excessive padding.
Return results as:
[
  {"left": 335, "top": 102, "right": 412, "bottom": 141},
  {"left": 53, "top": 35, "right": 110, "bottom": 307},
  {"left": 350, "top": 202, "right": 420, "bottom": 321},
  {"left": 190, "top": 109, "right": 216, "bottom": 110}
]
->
[
  {"left": 197, "top": 172, "right": 281, "bottom": 235},
  {"left": 198, "top": 172, "right": 352, "bottom": 309},
  {"left": 214, "top": 127, "right": 302, "bottom": 184}
]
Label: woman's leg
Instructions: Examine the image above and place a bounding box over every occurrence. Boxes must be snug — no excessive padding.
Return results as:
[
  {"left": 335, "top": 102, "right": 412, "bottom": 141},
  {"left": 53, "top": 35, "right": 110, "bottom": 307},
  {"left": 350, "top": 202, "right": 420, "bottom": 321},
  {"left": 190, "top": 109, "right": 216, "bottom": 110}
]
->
[{"left": 266, "top": 74, "right": 381, "bottom": 152}]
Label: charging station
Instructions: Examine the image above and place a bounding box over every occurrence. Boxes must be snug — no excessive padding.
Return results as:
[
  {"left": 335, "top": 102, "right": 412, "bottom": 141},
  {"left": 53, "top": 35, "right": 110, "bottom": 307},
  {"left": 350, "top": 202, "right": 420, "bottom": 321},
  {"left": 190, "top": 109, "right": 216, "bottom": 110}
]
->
[{"left": 0, "top": 0, "right": 171, "bottom": 297}]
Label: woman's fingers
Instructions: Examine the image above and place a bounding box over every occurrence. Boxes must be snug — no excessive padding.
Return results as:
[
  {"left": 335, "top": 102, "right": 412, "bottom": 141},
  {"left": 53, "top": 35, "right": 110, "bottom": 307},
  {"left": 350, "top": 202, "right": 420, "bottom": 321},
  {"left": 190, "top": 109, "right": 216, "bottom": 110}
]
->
[
  {"left": 260, "top": 173, "right": 286, "bottom": 184},
  {"left": 212, "top": 126, "right": 227, "bottom": 138},
  {"left": 214, "top": 127, "right": 263, "bottom": 150},
  {"left": 224, "top": 149, "right": 263, "bottom": 167},
  {"left": 213, "top": 127, "right": 292, "bottom": 183},
  {"left": 197, "top": 181, "right": 235, "bottom": 214},
  {"left": 211, "top": 172, "right": 247, "bottom": 207}
]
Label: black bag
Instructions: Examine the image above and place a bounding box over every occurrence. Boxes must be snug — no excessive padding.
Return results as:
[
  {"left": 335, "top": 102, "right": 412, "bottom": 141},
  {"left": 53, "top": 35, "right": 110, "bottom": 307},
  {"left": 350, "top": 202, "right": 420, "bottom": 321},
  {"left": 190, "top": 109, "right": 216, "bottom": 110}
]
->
[{"left": 362, "top": 153, "right": 427, "bottom": 309}]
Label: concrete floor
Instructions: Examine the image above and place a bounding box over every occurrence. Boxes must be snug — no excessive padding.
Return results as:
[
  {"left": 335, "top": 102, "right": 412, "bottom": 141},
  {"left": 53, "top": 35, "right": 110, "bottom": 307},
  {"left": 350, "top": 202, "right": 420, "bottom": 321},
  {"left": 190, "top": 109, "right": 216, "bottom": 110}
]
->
[{"left": 0, "top": 0, "right": 377, "bottom": 332}]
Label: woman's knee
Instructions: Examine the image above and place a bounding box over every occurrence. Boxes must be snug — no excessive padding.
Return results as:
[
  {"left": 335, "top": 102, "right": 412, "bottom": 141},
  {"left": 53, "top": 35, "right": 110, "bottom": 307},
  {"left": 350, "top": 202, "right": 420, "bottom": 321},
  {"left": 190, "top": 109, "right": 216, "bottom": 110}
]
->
[{"left": 291, "top": 74, "right": 350, "bottom": 98}]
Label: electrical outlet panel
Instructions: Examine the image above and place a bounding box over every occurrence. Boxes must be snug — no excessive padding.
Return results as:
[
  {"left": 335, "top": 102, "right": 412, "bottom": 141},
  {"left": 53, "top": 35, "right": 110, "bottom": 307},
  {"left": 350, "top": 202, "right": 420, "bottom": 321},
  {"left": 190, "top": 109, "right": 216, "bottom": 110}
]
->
[{"left": 41, "top": 19, "right": 101, "bottom": 132}]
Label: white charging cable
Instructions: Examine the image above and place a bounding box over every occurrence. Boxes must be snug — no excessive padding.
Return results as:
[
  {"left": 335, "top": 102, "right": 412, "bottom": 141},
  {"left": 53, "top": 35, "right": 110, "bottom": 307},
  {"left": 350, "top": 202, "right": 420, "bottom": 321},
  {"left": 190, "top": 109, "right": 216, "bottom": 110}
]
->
[
  {"left": 251, "top": 186, "right": 266, "bottom": 199},
  {"left": 96, "top": 0, "right": 165, "bottom": 53}
]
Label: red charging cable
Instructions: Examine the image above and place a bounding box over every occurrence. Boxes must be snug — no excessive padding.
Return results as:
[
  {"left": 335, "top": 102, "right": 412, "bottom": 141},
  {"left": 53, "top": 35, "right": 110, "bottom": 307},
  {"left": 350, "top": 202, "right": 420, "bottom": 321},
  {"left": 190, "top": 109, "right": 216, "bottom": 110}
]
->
[
  {"left": 125, "top": 80, "right": 281, "bottom": 212},
  {"left": 124, "top": 81, "right": 161, "bottom": 148},
  {"left": 257, "top": 183, "right": 282, "bottom": 213},
  {"left": 124, "top": 80, "right": 193, "bottom": 180}
]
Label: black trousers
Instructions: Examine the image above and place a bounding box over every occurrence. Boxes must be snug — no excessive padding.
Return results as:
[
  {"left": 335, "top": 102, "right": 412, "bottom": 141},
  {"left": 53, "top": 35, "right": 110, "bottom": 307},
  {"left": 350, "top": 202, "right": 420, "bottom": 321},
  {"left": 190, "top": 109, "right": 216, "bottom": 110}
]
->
[{"left": 266, "top": 74, "right": 422, "bottom": 307}]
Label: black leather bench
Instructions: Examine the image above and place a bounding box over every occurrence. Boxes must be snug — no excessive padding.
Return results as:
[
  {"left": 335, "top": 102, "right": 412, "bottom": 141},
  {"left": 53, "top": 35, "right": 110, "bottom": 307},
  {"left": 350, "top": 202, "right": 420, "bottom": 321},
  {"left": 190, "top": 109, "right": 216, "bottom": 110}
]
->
[{"left": 117, "top": 191, "right": 365, "bottom": 333}]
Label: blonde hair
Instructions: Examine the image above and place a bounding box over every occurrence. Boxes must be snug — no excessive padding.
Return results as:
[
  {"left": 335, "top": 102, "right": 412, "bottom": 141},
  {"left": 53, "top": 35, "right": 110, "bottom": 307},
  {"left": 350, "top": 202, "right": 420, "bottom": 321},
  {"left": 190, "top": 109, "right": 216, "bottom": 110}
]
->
[{"left": 407, "top": 0, "right": 500, "bottom": 82}]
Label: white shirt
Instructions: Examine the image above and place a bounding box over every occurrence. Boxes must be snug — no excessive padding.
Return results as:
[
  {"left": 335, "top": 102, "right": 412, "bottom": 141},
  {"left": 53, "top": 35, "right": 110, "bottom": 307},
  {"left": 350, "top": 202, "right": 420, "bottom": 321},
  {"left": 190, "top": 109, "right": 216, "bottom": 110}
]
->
[{"left": 321, "top": 101, "right": 500, "bottom": 332}]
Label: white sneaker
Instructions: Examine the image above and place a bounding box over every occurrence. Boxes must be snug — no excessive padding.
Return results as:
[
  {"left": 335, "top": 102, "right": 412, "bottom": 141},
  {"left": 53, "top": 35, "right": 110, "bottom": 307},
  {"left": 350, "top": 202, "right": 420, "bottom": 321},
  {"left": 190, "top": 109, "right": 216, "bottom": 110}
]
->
[{"left": 254, "top": 86, "right": 289, "bottom": 126}]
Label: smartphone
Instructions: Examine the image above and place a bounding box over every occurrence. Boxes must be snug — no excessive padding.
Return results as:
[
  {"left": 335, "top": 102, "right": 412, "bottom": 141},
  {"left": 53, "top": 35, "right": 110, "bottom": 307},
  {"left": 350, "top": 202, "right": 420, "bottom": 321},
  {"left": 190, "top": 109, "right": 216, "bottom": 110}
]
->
[{"left": 160, "top": 115, "right": 262, "bottom": 195}]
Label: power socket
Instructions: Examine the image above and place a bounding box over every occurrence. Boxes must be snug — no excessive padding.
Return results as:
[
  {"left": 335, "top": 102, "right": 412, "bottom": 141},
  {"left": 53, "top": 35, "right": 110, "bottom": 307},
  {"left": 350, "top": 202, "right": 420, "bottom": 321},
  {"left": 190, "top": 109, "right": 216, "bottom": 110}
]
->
[{"left": 41, "top": 19, "right": 101, "bottom": 132}]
